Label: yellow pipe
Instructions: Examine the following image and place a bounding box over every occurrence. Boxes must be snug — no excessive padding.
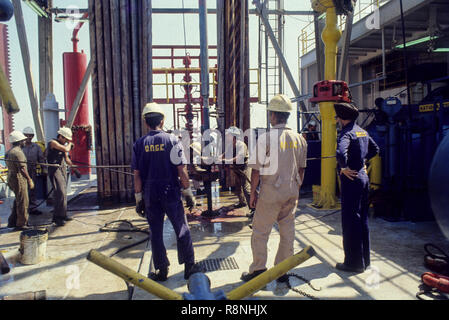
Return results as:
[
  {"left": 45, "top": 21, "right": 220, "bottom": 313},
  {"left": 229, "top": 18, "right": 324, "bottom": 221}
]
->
[
  {"left": 312, "top": 2, "right": 341, "bottom": 209},
  {"left": 226, "top": 246, "right": 315, "bottom": 300},
  {"left": 368, "top": 154, "right": 382, "bottom": 191},
  {"left": 87, "top": 250, "right": 183, "bottom": 300},
  {"left": 0, "top": 63, "right": 19, "bottom": 114}
]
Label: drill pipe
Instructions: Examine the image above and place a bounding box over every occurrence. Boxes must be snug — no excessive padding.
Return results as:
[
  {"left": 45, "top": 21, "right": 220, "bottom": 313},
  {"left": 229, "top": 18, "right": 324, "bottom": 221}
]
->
[
  {"left": 87, "top": 250, "right": 183, "bottom": 300},
  {"left": 227, "top": 246, "right": 316, "bottom": 300}
]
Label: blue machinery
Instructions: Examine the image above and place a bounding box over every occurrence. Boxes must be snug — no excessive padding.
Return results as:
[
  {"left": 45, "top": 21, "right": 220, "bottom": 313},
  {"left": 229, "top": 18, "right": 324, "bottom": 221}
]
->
[
  {"left": 366, "top": 96, "right": 449, "bottom": 222},
  {"left": 300, "top": 93, "right": 449, "bottom": 222}
]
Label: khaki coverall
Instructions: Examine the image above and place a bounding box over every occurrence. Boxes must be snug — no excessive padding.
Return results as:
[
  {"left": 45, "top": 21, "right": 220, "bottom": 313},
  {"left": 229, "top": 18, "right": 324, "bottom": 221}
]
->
[
  {"left": 226, "top": 140, "right": 251, "bottom": 207},
  {"left": 6, "top": 146, "right": 29, "bottom": 228},
  {"left": 248, "top": 124, "right": 308, "bottom": 273},
  {"left": 23, "top": 143, "right": 45, "bottom": 211}
]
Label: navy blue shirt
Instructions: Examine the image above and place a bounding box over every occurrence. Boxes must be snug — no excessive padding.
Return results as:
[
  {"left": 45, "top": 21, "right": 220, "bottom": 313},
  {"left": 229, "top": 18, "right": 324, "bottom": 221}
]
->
[
  {"left": 132, "top": 130, "right": 186, "bottom": 189},
  {"left": 336, "top": 122, "right": 379, "bottom": 173}
]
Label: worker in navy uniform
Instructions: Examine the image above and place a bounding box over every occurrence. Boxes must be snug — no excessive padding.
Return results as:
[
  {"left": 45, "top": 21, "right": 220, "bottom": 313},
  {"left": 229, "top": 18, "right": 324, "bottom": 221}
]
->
[
  {"left": 132, "top": 103, "right": 202, "bottom": 282},
  {"left": 334, "top": 102, "right": 380, "bottom": 273}
]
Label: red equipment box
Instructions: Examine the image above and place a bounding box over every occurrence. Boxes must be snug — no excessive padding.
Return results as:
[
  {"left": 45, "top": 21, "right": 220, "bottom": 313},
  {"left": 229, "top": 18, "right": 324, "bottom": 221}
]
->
[{"left": 310, "top": 80, "right": 352, "bottom": 104}]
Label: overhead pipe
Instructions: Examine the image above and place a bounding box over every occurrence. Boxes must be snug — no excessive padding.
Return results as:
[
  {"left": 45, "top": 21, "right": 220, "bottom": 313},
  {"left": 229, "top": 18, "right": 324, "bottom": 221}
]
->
[{"left": 72, "top": 12, "right": 89, "bottom": 53}]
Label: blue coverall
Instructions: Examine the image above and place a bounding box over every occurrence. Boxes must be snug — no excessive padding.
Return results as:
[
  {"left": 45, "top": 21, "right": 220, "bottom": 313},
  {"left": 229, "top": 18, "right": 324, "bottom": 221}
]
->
[
  {"left": 337, "top": 122, "right": 380, "bottom": 270},
  {"left": 131, "top": 130, "right": 195, "bottom": 271}
]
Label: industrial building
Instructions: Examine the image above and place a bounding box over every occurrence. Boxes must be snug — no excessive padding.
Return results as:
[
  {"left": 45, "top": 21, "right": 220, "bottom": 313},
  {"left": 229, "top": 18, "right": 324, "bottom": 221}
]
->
[{"left": 0, "top": 0, "right": 448, "bottom": 304}]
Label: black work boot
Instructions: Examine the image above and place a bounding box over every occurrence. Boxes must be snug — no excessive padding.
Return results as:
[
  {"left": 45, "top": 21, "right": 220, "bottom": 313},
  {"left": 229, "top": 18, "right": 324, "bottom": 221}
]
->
[
  {"left": 336, "top": 263, "right": 365, "bottom": 273},
  {"left": 277, "top": 274, "right": 289, "bottom": 283},
  {"left": 149, "top": 268, "right": 169, "bottom": 282},
  {"left": 240, "top": 269, "right": 267, "bottom": 282},
  {"left": 54, "top": 219, "right": 66, "bottom": 227},
  {"left": 184, "top": 263, "right": 205, "bottom": 280}
]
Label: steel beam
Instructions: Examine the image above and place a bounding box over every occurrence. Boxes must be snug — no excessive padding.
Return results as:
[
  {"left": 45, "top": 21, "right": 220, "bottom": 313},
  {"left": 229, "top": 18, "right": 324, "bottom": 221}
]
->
[
  {"left": 253, "top": 0, "right": 307, "bottom": 113},
  {"left": 337, "top": 12, "right": 353, "bottom": 81}
]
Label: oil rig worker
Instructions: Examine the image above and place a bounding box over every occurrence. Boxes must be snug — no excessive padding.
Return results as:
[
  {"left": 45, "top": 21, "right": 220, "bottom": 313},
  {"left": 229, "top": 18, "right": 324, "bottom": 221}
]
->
[
  {"left": 132, "top": 103, "right": 203, "bottom": 282},
  {"left": 23, "top": 127, "right": 45, "bottom": 216},
  {"left": 47, "top": 127, "right": 74, "bottom": 227},
  {"left": 5, "top": 131, "right": 34, "bottom": 231},
  {"left": 334, "top": 102, "right": 380, "bottom": 273},
  {"left": 241, "top": 94, "right": 308, "bottom": 282},
  {"left": 221, "top": 126, "right": 252, "bottom": 212}
]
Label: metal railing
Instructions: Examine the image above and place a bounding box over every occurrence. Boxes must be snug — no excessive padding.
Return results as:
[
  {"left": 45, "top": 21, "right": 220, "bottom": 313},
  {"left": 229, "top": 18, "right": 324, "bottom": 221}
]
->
[
  {"left": 152, "top": 68, "right": 261, "bottom": 105},
  {"left": 299, "top": 0, "right": 388, "bottom": 56}
]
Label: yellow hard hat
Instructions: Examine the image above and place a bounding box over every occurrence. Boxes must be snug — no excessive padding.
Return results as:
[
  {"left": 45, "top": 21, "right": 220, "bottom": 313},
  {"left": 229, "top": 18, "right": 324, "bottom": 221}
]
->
[
  {"left": 142, "top": 102, "right": 165, "bottom": 119},
  {"left": 267, "top": 94, "right": 293, "bottom": 113},
  {"left": 58, "top": 127, "right": 73, "bottom": 141}
]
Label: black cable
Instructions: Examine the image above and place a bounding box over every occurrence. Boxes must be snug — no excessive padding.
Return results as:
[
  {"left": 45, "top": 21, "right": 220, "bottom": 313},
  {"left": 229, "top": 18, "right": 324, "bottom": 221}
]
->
[{"left": 98, "top": 220, "right": 150, "bottom": 258}]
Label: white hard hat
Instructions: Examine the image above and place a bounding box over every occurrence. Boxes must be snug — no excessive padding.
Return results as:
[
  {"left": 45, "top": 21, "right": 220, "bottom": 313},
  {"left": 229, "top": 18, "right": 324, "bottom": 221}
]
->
[
  {"left": 142, "top": 102, "right": 165, "bottom": 119},
  {"left": 309, "top": 121, "right": 317, "bottom": 126},
  {"left": 58, "top": 127, "right": 73, "bottom": 141},
  {"left": 267, "top": 94, "right": 293, "bottom": 113},
  {"left": 226, "top": 126, "right": 241, "bottom": 137},
  {"left": 9, "top": 131, "right": 27, "bottom": 144},
  {"left": 23, "top": 127, "right": 34, "bottom": 135}
]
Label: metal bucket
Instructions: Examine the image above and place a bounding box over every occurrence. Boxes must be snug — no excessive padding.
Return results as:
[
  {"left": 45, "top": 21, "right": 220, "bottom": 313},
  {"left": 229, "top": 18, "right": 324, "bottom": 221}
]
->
[{"left": 19, "top": 230, "right": 48, "bottom": 265}]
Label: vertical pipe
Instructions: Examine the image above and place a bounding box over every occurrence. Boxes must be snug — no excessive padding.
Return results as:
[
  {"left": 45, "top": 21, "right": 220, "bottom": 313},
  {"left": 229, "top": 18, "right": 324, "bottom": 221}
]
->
[
  {"left": 315, "top": 5, "right": 341, "bottom": 209},
  {"left": 95, "top": 0, "right": 111, "bottom": 198},
  {"left": 199, "top": 0, "right": 210, "bottom": 131},
  {"left": 199, "top": 0, "right": 212, "bottom": 215},
  {"left": 399, "top": 0, "right": 411, "bottom": 107},
  {"left": 130, "top": 0, "right": 141, "bottom": 141},
  {"left": 119, "top": 0, "right": 133, "bottom": 201},
  {"left": 103, "top": 1, "right": 118, "bottom": 199},
  {"left": 216, "top": 0, "right": 225, "bottom": 134}
]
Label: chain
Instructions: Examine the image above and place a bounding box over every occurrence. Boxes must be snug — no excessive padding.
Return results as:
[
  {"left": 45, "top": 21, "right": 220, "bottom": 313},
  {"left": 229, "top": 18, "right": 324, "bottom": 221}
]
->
[{"left": 286, "top": 273, "right": 322, "bottom": 300}]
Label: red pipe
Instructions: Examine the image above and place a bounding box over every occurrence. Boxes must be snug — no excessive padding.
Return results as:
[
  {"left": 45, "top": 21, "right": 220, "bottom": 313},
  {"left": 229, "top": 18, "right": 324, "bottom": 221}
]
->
[{"left": 72, "top": 13, "right": 89, "bottom": 53}]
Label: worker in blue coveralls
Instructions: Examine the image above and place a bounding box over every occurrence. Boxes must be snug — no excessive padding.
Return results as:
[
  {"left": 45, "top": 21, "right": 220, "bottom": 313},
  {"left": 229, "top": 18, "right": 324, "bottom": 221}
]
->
[
  {"left": 132, "top": 102, "right": 203, "bottom": 282},
  {"left": 334, "top": 102, "right": 380, "bottom": 273}
]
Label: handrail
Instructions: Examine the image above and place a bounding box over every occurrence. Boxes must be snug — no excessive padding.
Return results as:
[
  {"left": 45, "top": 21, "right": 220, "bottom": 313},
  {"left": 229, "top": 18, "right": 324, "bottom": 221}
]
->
[
  {"left": 153, "top": 68, "right": 260, "bottom": 104},
  {"left": 299, "top": 0, "right": 386, "bottom": 56}
]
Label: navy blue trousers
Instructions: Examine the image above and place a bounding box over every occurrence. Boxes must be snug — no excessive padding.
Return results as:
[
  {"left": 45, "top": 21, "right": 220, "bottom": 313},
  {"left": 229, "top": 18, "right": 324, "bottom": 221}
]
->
[
  {"left": 340, "top": 174, "right": 370, "bottom": 269},
  {"left": 144, "top": 185, "right": 195, "bottom": 270}
]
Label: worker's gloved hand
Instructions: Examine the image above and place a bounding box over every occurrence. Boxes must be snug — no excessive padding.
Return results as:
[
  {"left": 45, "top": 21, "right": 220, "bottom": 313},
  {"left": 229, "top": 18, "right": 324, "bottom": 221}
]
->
[
  {"left": 135, "top": 193, "right": 145, "bottom": 218},
  {"left": 182, "top": 187, "right": 196, "bottom": 210},
  {"left": 28, "top": 179, "right": 35, "bottom": 190}
]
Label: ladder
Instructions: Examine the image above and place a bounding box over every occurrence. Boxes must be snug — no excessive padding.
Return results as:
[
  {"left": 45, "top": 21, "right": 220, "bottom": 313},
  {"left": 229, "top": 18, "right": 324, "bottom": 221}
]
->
[{"left": 259, "top": 0, "right": 284, "bottom": 106}]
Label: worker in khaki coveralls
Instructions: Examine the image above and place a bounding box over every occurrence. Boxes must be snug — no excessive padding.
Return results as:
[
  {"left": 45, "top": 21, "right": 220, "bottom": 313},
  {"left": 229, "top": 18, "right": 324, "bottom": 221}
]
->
[
  {"left": 241, "top": 94, "right": 308, "bottom": 282},
  {"left": 222, "top": 126, "right": 252, "bottom": 211},
  {"left": 6, "top": 131, "right": 35, "bottom": 231}
]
